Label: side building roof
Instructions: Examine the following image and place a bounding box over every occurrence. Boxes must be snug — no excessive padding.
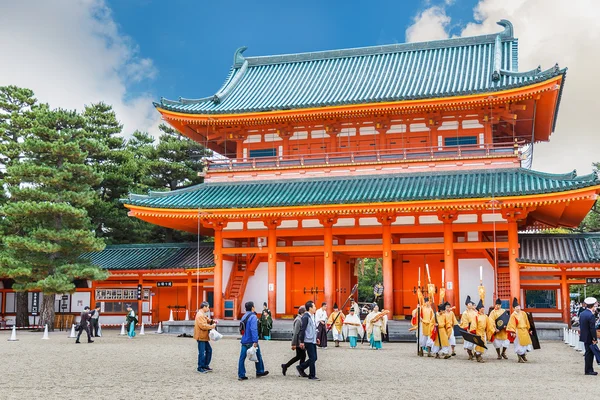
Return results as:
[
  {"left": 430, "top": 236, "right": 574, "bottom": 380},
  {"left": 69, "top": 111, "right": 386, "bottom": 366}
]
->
[
  {"left": 123, "top": 168, "right": 599, "bottom": 210},
  {"left": 80, "top": 243, "right": 214, "bottom": 271},
  {"left": 156, "top": 20, "right": 565, "bottom": 115},
  {"left": 518, "top": 233, "right": 600, "bottom": 264}
]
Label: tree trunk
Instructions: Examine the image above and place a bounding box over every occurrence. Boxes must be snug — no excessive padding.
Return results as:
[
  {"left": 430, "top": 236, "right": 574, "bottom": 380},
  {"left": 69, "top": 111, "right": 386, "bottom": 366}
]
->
[
  {"left": 40, "top": 294, "right": 56, "bottom": 331},
  {"left": 15, "top": 291, "right": 29, "bottom": 327},
  {"left": 165, "top": 228, "right": 173, "bottom": 242}
]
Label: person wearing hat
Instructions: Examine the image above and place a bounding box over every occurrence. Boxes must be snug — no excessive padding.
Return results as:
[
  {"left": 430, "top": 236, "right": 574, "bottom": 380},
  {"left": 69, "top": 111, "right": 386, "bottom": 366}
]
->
[
  {"left": 431, "top": 303, "right": 451, "bottom": 359},
  {"left": 506, "top": 298, "right": 533, "bottom": 363},
  {"left": 469, "top": 299, "right": 495, "bottom": 363},
  {"left": 489, "top": 298, "right": 510, "bottom": 360},
  {"left": 342, "top": 307, "right": 363, "bottom": 348},
  {"left": 420, "top": 297, "right": 435, "bottom": 356},
  {"left": 364, "top": 304, "right": 387, "bottom": 350},
  {"left": 262, "top": 302, "right": 271, "bottom": 317},
  {"left": 459, "top": 295, "right": 477, "bottom": 360},
  {"left": 444, "top": 302, "right": 458, "bottom": 356},
  {"left": 315, "top": 302, "right": 329, "bottom": 349},
  {"left": 327, "top": 303, "right": 345, "bottom": 347},
  {"left": 579, "top": 297, "right": 598, "bottom": 375},
  {"left": 125, "top": 305, "right": 138, "bottom": 339}
]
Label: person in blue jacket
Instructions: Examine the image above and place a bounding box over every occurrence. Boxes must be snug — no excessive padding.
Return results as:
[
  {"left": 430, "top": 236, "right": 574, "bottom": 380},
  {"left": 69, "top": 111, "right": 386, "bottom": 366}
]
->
[
  {"left": 238, "top": 301, "right": 269, "bottom": 380},
  {"left": 579, "top": 297, "right": 599, "bottom": 376}
]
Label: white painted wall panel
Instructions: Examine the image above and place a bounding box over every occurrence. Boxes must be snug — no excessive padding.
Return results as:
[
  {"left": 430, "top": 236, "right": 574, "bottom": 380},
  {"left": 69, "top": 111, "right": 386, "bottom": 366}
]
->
[{"left": 458, "top": 258, "right": 494, "bottom": 313}]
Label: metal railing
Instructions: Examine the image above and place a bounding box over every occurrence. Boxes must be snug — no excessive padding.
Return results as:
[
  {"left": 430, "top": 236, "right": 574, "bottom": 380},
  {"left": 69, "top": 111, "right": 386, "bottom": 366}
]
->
[{"left": 207, "top": 141, "right": 522, "bottom": 172}]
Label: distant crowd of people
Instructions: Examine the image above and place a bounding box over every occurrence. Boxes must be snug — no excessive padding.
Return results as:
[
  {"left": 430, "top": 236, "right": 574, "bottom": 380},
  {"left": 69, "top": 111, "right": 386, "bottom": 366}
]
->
[{"left": 74, "top": 304, "right": 137, "bottom": 343}]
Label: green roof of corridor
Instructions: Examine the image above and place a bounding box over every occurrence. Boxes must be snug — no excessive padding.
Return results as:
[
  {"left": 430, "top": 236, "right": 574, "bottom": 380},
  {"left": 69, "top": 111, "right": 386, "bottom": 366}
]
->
[{"left": 123, "top": 168, "right": 599, "bottom": 210}]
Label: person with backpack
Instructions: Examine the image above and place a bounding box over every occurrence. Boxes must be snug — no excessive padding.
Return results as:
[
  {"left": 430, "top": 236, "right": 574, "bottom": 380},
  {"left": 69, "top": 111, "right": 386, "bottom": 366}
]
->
[{"left": 238, "top": 301, "right": 269, "bottom": 381}]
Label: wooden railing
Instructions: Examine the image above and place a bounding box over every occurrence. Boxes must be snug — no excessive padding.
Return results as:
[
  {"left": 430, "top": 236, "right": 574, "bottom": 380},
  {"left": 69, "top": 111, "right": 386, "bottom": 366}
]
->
[{"left": 207, "top": 142, "right": 521, "bottom": 172}]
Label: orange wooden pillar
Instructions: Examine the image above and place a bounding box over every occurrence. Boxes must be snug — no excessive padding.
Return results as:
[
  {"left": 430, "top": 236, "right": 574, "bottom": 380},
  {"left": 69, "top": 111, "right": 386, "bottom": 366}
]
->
[
  {"left": 213, "top": 226, "right": 224, "bottom": 319},
  {"left": 381, "top": 216, "right": 394, "bottom": 314},
  {"left": 187, "top": 272, "right": 192, "bottom": 313},
  {"left": 507, "top": 217, "right": 520, "bottom": 306},
  {"left": 321, "top": 216, "right": 337, "bottom": 313},
  {"left": 561, "top": 270, "right": 570, "bottom": 324},
  {"left": 440, "top": 212, "right": 457, "bottom": 307},
  {"left": 267, "top": 223, "right": 278, "bottom": 315}
]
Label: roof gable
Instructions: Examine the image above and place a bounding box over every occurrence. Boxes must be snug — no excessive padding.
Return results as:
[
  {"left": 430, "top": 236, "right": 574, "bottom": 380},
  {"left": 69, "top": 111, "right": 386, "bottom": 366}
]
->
[{"left": 157, "top": 20, "right": 565, "bottom": 115}]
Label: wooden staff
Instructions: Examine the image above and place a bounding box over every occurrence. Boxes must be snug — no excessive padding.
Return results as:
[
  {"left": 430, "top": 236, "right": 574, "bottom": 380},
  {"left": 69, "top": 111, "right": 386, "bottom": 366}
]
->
[{"left": 326, "top": 284, "right": 358, "bottom": 334}]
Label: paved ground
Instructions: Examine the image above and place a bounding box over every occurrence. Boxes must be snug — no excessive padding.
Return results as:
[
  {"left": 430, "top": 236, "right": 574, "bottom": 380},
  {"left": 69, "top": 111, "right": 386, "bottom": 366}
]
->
[{"left": 0, "top": 329, "right": 596, "bottom": 400}]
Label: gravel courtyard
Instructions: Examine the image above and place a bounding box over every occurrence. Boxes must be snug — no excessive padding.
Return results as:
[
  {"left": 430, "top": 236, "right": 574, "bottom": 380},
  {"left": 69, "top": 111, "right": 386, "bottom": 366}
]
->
[{"left": 0, "top": 329, "right": 595, "bottom": 400}]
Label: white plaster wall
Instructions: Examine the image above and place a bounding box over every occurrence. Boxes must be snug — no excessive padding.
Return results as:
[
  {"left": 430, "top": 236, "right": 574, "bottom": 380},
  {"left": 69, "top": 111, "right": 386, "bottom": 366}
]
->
[
  {"left": 458, "top": 258, "right": 494, "bottom": 313},
  {"left": 241, "top": 262, "right": 268, "bottom": 314},
  {"left": 276, "top": 262, "right": 286, "bottom": 313},
  {"left": 71, "top": 292, "right": 91, "bottom": 312},
  {"left": 222, "top": 260, "right": 234, "bottom": 292}
]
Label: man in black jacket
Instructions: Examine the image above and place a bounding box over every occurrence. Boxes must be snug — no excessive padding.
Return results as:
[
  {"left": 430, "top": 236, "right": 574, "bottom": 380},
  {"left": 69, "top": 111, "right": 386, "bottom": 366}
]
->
[
  {"left": 76, "top": 306, "right": 94, "bottom": 344},
  {"left": 579, "top": 297, "right": 598, "bottom": 376},
  {"left": 281, "top": 306, "right": 306, "bottom": 376}
]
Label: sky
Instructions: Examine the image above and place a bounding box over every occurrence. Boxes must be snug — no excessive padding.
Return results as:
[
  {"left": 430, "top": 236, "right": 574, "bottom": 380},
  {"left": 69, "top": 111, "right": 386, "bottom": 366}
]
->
[{"left": 1, "top": 0, "right": 599, "bottom": 174}]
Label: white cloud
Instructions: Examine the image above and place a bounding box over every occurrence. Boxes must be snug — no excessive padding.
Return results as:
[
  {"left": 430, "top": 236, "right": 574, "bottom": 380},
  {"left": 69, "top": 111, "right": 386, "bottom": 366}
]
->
[
  {"left": 0, "top": 0, "right": 161, "bottom": 137},
  {"left": 405, "top": 6, "right": 451, "bottom": 43},
  {"left": 406, "top": 0, "right": 600, "bottom": 174}
]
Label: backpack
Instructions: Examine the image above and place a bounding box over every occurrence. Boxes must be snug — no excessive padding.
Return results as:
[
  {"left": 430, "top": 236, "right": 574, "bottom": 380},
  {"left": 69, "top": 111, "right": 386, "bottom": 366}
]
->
[{"left": 239, "top": 313, "right": 251, "bottom": 335}]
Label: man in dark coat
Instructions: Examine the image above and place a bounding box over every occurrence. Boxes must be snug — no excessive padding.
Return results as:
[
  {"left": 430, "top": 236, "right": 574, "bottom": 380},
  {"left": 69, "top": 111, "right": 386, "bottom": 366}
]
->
[
  {"left": 76, "top": 306, "right": 94, "bottom": 344},
  {"left": 579, "top": 297, "right": 598, "bottom": 376}
]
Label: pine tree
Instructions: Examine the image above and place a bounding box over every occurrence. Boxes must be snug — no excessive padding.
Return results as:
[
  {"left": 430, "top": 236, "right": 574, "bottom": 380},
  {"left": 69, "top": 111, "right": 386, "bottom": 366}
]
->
[
  {"left": 577, "top": 162, "right": 600, "bottom": 232},
  {"left": 143, "top": 123, "right": 212, "bottom": 242},
  {"left": 0, "top": 106, "right": 107, "bottom": 329},
  {"left": 0, "top": 86, "right": 37, "bottom": 327},
  {"left": 83, "top": 103, "right": 153, "bottom": 244}
]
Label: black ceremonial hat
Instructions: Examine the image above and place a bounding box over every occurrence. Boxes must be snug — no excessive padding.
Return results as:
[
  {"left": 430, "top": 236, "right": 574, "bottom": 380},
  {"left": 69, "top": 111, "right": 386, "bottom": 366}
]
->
[
  {"left": 476, "top": 299, "right": 484, "bottom": 310},
  {"left": 495, "top": 298, "right": 502, "bottom": 305},
  {"left": 512, "top": 297, "right": 519, "bottom": 308},
  {"left": 333, "top": 303, "right": 339, "bottom": 309},
  {"left": 465, "top": 295, "right": 474, "bottom": 306}
]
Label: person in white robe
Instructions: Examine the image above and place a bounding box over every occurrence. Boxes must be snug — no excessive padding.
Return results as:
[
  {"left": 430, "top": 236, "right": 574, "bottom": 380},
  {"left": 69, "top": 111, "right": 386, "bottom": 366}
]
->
[{"left": 342, "top": 308, "right": 364, "bottom": 348}]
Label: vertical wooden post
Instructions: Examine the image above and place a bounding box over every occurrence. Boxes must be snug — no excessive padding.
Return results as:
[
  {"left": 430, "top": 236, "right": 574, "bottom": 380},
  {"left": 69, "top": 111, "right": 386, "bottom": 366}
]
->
[
  {"left": 382, "top": 220, "right": 394, "bottom": 314},
  {"left": 90, "top": 280, "right": 96, "bottom": 309},
  {"left": 393, "top": 235, "right": 404, "bottom": 318},
  {"left": 187, "top": 272, "right": 192, "bottom": 313},
  {"left": 320, "top": 215, "right": 337, "bottom": 313},
  {"left": 267, "top": 223, "right": 278, "bottom": 316},
  {"left": 561, "top": 270, "right": 570, "bottom": 325},
  {"left": 507, "top": 216, "right": 520, "bottom": 307},
  {"left": 137, "top": 275, "right": 143, "bottom": 324},
  {"left": 213, "top": 225, "right": 224, "bottom": 319}
]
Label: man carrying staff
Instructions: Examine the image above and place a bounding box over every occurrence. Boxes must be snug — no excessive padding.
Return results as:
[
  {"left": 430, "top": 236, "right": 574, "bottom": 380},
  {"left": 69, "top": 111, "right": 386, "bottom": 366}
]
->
[
  {"left": 489, "top": 298, "right": 510, "bottom": 360},
  {"left": 470, "top": 299, "right": 495, "bottom": 363},
  {"left": 431, "top": 303, "right": 451, "bottom": 359},
  {"left": 420, "top": 297, "right": 435, "bottom": 356},
  {"left": 327, "top": 303, "right": 345, "bottom": 347},
  {"left": 460, "top": 295, "right": 477, "bottom": 360},
  {"left": 444, "top": 302, "right": 458, "bottom": 356},
  {"left": 506, "top": 298, "right": 533, "bottom": 363},
  {"left": 315, "top": 302, "right": 328, "bottom": 349}
]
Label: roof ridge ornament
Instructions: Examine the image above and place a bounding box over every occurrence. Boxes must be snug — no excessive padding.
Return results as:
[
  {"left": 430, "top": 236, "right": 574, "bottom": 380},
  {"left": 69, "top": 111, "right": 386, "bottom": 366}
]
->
[
  {"left": 497, "top": 20, "right": 514, "bottom": 38},
  {"left": 233, "top": 46, "right": 248, "bottom": 68},
  {"left": 492, "top": 35, "right": 502, "bottom": 81}
]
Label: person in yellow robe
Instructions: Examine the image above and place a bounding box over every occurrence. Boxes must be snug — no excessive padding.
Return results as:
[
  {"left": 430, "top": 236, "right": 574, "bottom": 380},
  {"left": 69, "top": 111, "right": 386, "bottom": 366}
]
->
[
  {"left": 430, "top": 303, "right": 451, "bottom": 359},
  {"left": 469, "top": 299, "right": 495, "bottom": 363},
  {"left": 420, "top": 298, "right": 435, "bottom": 357},
  {"left": 489, "top": 298, "right": 510, "bottom": 359},
  {"left": 506, "top": 297, "right": 533, "bottom": 363},
  {"left": 327, "top": 303, "right": 345, "bottom": 347},
  {"left": 444, "top": 302, "right": 458, "bottom": 356},
  {"left": 460, "top": 295, "right": 477, "bottom": 360}
]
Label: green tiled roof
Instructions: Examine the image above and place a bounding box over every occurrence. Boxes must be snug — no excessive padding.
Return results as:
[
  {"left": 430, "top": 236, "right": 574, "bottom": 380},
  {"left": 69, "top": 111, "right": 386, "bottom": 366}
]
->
[
  {"left": 156, "top": 20, "right": 566, "bottom": 116},
  {"left": 123, "top": 168, "right": 599, "bottom": 210},
  {"left": 80, "top": 243, "right": 214, "bottom": 271},
  {"left": 518, "top": 234, "right": 600, "bottom": 264}
]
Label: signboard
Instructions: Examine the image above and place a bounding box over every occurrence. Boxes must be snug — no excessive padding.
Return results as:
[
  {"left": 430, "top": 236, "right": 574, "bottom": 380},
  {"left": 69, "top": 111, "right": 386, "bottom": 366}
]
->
[
  {"left": 586, "top": 277, "right": 600, "bottom": 284},
  {"left": 137, "top": 284, "right": 142, "bottom": 300},
  {"left": 61, "top": 295, "right": 69, "bottom": 301},
  {"left": 157, "top": 282, "right": 172, "bottom": 287},
  {"left": 31, "top": 292, "right": 40, "bottom": 315},
  {"left": 61, "top": 303, "right": 68, "bottom": 310}
]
